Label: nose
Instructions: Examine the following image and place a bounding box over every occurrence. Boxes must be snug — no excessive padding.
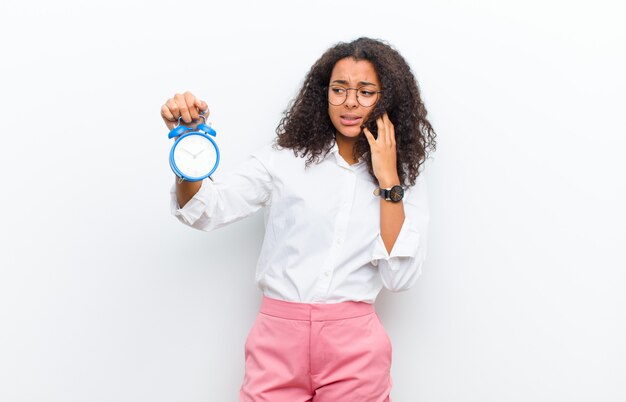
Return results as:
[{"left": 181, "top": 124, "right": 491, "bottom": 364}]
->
[{"left": 345, "top": 88, "right": 359, "bottom": 108}]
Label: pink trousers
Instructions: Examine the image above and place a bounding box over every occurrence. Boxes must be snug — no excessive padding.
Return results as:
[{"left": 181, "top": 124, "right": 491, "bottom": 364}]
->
[{"left": 239, "top": 296, "right": 392, "bottom": 402}]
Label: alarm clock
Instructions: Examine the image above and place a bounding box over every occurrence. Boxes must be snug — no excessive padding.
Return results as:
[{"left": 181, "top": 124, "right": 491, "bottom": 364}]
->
[{"left": 168, "top": 113, "right": 220, "bottom": 182}]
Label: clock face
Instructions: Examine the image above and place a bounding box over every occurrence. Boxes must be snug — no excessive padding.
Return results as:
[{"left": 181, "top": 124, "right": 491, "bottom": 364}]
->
[
  {"left": 171, "top": 133, "right": 219, "bottom": 180},
  {"left": 390, "top": 186, "right": 404, "bottom": 202}
]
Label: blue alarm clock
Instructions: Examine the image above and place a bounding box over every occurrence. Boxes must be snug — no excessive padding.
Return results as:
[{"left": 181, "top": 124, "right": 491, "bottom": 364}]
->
[{"left": 168, "top": 113, "right": 220, "bottom": 182}]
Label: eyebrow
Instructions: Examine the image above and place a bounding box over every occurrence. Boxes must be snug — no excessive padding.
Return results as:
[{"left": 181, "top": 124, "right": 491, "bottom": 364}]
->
[{"left": 330, "top": 79, "right": 378, "bottom": 87}]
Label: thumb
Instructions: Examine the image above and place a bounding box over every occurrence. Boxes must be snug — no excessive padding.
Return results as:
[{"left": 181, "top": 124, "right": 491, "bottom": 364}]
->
[{"left": 196, "top": 100, "right": 209, "bottom": 114}]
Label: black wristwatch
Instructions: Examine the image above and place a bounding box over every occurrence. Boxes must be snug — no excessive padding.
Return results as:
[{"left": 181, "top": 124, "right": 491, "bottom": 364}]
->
[{"left": 373, "top": 185, "right": 404, "bottom": 202}]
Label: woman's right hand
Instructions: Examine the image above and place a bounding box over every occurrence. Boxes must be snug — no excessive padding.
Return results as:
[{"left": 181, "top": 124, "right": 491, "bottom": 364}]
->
[{"left": 160, "top": 91, "right": 209, "bottom": 130}]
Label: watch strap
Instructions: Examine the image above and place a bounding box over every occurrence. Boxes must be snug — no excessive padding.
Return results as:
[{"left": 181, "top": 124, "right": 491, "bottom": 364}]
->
[{"left": 373, "top": 185, "right": 404, "bottom": 202}]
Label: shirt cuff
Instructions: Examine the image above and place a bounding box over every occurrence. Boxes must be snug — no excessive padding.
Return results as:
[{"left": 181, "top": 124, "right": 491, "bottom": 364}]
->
[
  {"left": 370, "top": 217, "right": 421, "bottom": 269},
  {"left": 169, "top": 179, "right": 218, "bottom": 226}
]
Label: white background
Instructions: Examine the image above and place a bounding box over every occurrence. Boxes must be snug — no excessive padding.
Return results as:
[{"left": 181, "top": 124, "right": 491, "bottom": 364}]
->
[{"left": 1, "top": 0, "right": 625, "bottom": 401}]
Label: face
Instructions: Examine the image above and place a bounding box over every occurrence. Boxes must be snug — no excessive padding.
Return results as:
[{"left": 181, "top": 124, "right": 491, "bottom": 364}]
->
[{"left": 327, "top": 57, "right": 381, "bottom": 140}]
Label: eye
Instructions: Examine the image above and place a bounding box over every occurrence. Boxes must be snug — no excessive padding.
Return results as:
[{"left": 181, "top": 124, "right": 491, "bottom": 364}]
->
[
  {"left": 330, "top": 86, "right": 346, "bottom": 94},
  {"left": 359, "top": 89, "right": 376, "bottom": 97}
]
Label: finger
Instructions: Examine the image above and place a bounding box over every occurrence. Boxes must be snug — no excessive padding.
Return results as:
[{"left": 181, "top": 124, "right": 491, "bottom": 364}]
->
[
  {"left": 196, "top": 100, "right": 209, "bottom": 116},
  {"left": 363, "top": 127, "right": 376, "bottom": 147},
  {"left": 184, "top": 91, "right": 199, "bottom": 121},
  {"left": 376, "top": 116, "right": 386, "bottom": 144},
  {"left": 388, "top": 117, "right": 396, "bottom": 148},
  {"left": 165, "top": 99, "right": 180, "bottom": 120},
  {"left": 174, "top": 93, "right": 192, "bottom": 123},
  {"left": 161, "top": 104, "right": 176, "bottom": 122},
  {"left": 382, "top": 113, "right": 393, "bottom": 147}
]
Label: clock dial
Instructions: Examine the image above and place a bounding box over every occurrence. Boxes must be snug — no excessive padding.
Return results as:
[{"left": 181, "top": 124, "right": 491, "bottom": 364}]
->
[{"left": 172, "top": 133, "right": 218, "bottom": 180}]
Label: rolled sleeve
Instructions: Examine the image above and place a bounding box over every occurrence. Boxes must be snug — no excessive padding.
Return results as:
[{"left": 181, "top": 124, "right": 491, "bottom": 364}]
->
[
  {"left": 169, "top": 144, "right": 273, "bottom": 232},
  {"left": 170, "top": 178, "right": 219, "bottom": 227},
  {"left": 372, "top": 173, "right": 430, "bottom": 292},
  {"left": 371, "top": 219, "right": 422, "bottom": 262}
]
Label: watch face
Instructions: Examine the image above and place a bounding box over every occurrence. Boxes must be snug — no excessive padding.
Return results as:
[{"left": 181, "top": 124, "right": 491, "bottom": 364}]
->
[
  {"left": 389, "top": 185, "right": 404, "bottom": 202},
  {"left": 171, "top": 133, "right": 219, "bottom": 180}
]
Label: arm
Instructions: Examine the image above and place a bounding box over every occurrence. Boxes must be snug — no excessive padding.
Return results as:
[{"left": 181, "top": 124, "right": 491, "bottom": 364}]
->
[
  {"left": 176, "top": 180, "right": 202, "bottom": 208},
  {"left": 371, "top": 175, "right": 429, "bottom": 292},
  {"left": 364, "top": 113, "right": 405, "bottom": 254},
  {"left": 170, "top": 149, "right": 273, "bottom": 232},
  {"left": 378, "top": 177, "right": 405, "bottom": 254},
  {"left": 364, "top": 113, "right": 429, "bottom": 292}
]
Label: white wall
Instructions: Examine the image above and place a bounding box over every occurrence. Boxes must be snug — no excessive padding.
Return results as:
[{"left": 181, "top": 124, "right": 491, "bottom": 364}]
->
[{"left": 1, "top": 0, "right": 625, "bottom": 401}]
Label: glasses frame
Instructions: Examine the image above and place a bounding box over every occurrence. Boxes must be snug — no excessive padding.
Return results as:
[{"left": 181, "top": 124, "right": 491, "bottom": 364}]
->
[{"left": 326, "top": 85, "right": 383, "bottom": 108}]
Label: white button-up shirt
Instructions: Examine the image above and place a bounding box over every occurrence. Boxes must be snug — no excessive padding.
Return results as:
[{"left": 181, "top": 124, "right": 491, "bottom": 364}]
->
[{"left": 170, "top": 141, "right": 429, "bottom": 304}]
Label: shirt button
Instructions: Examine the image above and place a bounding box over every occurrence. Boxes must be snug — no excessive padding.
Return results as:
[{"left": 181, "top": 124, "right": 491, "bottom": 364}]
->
[{"left": 324, "top": 271, "right": 331, "bottom": 277}]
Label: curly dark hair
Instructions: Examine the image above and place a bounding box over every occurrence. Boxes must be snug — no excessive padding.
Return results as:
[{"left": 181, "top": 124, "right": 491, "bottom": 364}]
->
[{"left": 275, "top": 37, "right": 436, "bottom": 187}]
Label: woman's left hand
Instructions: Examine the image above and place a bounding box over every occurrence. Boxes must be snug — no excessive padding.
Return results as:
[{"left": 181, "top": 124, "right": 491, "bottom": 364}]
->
[{"left": 363, "top": 113, "right": 401, "bottom": 187}]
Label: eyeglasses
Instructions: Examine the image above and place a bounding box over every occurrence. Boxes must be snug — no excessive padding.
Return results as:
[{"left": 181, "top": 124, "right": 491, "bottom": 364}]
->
[{"left": 327, "top": 85, "right": 382, "bottom": 107}]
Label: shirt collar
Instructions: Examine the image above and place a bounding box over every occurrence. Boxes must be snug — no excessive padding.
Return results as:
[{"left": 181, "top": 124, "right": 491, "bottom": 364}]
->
[{"left": 326, "top": 141, "right": 366, "bottom": 168}]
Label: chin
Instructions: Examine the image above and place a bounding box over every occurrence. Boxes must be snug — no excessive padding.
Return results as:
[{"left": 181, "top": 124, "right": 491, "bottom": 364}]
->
[{"left": 336, "top": 127, "right": 363, "bottom": 139}]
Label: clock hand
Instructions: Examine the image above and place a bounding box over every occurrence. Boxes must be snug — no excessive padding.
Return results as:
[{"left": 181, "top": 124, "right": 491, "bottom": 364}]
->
[
  {"left": 190, "top": 147, "right": 208, "bottom": 158},
  {"left": 180, "top": 148, "right": 194, "bottom": 157}
]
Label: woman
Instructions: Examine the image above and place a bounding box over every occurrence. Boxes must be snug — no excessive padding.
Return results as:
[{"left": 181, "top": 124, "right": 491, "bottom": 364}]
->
[{"left": 161, "top": 37, "right": 436, "bottom": 401}]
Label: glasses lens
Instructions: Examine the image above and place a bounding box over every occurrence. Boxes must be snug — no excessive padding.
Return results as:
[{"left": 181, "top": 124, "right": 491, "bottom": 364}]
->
[
  {"left": 357, "top": 88, "right": 378, "bottom": 107},
  {"left": 328, "top": 86, "right": 346, "bottom": 106}
]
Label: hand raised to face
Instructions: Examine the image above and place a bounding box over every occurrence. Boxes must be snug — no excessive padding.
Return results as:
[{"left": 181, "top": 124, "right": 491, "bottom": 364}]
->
[{"left": 363, "top": 113, "right": 400, "bottom": 187}]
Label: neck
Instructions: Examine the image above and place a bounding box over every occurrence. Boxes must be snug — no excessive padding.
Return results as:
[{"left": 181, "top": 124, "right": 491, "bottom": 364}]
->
[{"left": 335, "top": 133, "right": 358, "bottom": 165}]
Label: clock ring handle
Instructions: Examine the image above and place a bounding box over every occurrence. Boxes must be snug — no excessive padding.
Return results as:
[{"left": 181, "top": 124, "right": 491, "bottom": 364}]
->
[
  {"left": 195, "top": 113, "right": 217, "bottom": 137},
  {"left": 168, "top": 113, "right": 214, "bottom": 139},
  {"left": 174, "top": 112, "right": 206, "bottom": 128}
]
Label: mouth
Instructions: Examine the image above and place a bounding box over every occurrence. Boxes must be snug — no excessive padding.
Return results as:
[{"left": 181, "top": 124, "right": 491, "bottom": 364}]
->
[{"left": 339, "top": 114, "right": 362, "bottom": 126}]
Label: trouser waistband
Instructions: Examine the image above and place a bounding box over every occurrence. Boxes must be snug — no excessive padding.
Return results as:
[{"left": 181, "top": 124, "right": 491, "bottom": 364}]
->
[{"left": 259, "top": 295, "right": 375, "bottom": 321}]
